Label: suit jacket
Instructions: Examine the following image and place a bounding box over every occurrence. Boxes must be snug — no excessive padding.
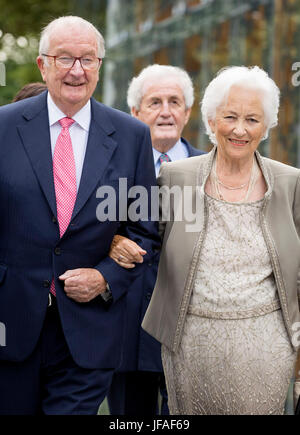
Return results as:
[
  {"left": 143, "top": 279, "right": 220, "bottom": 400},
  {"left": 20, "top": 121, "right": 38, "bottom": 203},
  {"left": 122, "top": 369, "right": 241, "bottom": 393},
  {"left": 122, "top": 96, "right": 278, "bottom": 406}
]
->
[
  {"left": 0, "top": 91, "right": 159, "bottom": 369},
  {"left": 142, "top": 146, "right": 300, "bottom": 353},
  {"left": 118, "top": 139, "right": 205, "bottom": 372}
]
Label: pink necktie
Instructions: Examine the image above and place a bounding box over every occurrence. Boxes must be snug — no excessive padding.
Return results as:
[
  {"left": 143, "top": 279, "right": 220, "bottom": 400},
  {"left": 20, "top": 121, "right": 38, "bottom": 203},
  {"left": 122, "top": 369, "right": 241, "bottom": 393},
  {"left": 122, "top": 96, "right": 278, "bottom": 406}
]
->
[{"left": 50, "top": 117, "right": 76, "bottom": 296}]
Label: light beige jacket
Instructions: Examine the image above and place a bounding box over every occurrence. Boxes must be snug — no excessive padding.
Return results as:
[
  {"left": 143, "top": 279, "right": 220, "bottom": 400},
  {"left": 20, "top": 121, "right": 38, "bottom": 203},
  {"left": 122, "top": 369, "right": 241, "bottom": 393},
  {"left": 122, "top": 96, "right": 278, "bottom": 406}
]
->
[{"left": 142, "top": 146, "right": 300, "bottom": 353}]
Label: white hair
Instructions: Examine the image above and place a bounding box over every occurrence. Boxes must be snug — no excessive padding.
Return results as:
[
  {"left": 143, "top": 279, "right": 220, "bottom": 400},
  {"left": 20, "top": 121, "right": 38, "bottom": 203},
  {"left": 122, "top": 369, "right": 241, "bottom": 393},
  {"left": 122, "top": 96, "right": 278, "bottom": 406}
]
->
[
  {"left": 39, "top": 16, "right": 105, "bottom": 59},
  {"left": 127, "top": 64, "right": 194, "bottom": 110},
  {"left": 201, "top": 66, "right": 280, "bottom": 144}
]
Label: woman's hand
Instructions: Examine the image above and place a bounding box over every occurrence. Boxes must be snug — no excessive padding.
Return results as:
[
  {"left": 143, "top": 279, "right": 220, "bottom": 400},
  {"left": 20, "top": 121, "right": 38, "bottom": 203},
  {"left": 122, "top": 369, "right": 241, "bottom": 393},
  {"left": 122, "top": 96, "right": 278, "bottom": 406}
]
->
[{"left": 109, "top": 235, "right": 147, "bottom": 269}]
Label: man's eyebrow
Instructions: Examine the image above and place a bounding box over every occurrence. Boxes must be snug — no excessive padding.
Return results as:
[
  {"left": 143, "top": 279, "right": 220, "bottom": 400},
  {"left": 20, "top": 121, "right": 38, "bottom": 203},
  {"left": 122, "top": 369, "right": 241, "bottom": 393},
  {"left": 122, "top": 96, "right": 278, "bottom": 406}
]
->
[
  {"left": 55, "top": 50, "right": 97, "bottom": 56},
  {"left": 224, "top": 110, "right": 238, "bottom": 115},
  {"left": 147, "top": 96, "right": 161, "bottom": 102},
  {"left": 148, "top": 95, "right": 181, "bottom": 100}
]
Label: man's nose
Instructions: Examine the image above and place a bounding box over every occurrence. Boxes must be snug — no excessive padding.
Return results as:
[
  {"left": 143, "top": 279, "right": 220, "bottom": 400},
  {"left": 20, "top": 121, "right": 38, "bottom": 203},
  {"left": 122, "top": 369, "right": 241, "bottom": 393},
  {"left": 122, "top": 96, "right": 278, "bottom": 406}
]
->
[
  {"left": 69, "top": 59, "right": 85, "bottom": 74},
  {"left": 160, "top": 101, "right": 171, "bottom": 116}
]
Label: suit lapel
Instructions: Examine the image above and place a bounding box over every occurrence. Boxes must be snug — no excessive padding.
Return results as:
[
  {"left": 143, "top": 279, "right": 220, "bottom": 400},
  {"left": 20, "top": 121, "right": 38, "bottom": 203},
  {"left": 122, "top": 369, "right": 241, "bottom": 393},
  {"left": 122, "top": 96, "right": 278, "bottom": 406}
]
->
[
  {"left": 18, "top": 95, "right": 118, "bottom": 224},
  {"left": 72, "top": 100, "right": 118, "bottom": 220},
  {"left": 17, "top": 92, "right": 57, "bottom": 218}
]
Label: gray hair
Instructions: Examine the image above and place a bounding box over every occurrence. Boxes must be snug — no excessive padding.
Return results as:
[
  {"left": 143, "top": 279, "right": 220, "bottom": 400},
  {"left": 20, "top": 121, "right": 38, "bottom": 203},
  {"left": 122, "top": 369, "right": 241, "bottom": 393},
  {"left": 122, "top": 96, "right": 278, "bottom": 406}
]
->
[
  {"left": 127, "top": 64, "right": 194, "bottom": 110},
  {"left": 201, "top": 65, "right": 280, "bottom": 145},
  {"left": 39, "top": 16, "right": 105, "bottom": 59}
]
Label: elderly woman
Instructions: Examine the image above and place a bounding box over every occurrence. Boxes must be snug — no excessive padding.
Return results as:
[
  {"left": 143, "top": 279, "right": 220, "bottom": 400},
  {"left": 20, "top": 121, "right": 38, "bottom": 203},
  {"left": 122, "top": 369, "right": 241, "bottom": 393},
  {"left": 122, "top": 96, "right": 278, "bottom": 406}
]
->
[{"left": 110, "top": 66, "right": 300, "bottom": 415}]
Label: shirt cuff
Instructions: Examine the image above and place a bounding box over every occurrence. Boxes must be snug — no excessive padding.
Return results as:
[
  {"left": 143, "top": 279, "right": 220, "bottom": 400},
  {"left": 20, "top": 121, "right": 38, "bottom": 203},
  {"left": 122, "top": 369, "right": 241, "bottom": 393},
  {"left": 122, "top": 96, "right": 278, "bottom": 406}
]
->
[{"left": 100, "top": 282, "right": 112, "bottom": 302}]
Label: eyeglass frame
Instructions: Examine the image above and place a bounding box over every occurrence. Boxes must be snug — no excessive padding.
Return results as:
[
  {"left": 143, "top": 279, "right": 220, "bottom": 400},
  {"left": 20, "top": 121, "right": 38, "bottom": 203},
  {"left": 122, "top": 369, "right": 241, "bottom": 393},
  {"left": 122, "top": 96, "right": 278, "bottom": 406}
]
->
[{"left": 41, "top": 54, "right": 102, "bottom": 71}]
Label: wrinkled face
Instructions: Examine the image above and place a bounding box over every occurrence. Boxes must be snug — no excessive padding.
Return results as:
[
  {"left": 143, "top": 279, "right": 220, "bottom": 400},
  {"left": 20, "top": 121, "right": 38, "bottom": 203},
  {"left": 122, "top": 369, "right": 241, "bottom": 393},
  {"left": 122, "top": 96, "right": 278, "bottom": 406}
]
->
[
  {"left": 37, "top": 25, "right": 101, "bottom": 116},
  {"left": 132, "top": 78, "right": 191, "bottom": 151},
  {"left": 209, "top": 85, "right": 267, "bottom": 162}
]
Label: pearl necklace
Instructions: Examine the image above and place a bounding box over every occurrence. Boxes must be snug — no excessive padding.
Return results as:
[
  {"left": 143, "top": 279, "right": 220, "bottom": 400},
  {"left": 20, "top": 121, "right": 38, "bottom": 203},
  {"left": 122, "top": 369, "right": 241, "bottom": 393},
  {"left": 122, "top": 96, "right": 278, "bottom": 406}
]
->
[
  {"left": 217, "top": 179, "right": 248, "bottom": 190},
  {"left": 211, "top": 156, "right": 259, "bottom": 203}
]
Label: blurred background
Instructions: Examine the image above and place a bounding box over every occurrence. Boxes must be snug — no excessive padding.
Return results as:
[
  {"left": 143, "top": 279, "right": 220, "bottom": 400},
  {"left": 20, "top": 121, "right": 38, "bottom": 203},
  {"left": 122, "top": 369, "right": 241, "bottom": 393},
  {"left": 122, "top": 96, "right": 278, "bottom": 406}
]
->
[
  {"left": 0, "top": 0, "right": 298, "bottom": 414},
  {"left": 0, "top": 0, "right": 300, "bottom": 167}
]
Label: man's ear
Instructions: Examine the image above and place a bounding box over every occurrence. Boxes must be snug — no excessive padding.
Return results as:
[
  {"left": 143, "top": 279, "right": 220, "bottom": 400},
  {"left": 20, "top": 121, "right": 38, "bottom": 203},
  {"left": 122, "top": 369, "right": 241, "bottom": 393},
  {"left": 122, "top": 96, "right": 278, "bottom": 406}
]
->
[
  {"left": 184, "top": 107, "right": 192, "bottom": 126},
  {"left": 131, "top": 107, "right": 139, "bottom": 119},
  {"left": 36, "top": 56, "right": 47, "bottom": 82}
]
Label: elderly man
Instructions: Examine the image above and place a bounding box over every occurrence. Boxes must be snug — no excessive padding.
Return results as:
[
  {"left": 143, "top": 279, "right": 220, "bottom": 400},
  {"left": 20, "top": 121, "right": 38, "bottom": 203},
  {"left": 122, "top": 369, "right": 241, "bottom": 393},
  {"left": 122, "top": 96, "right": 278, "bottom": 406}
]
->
[
  {"left": 107, "top": 64, "right": 205, "bottom": 416},
  {"left": 0, "top": 16, "right": 159, "bottom": 415}
]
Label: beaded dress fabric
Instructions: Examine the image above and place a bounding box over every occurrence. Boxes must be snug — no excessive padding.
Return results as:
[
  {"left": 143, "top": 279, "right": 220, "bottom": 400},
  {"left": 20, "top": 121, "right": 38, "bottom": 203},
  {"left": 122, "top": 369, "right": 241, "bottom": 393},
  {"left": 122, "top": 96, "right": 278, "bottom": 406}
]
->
[{"left": 162, "top": 195, "right": 296, "bottom": 415}]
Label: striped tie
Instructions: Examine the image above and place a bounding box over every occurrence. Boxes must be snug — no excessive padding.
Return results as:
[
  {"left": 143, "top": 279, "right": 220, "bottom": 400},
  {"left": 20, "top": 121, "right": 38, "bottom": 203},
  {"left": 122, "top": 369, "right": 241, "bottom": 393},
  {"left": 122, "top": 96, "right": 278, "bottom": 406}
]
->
[
  {"left": 50, "top": 117, "right": 76, "bottom": 296},
  {"left": 159, "top": 153, "right": 171, "bottom": 164}
]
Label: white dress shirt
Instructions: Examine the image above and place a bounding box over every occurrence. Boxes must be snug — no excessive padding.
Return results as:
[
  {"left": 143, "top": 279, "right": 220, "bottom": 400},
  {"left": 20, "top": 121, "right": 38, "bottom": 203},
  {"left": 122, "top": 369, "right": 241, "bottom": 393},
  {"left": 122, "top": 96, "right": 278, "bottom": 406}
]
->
[
  {"left": 47, "top": 94, "right": 112, "bottom": 300},
  {"left": 47, "top": 93, "right": 91, "bottom": 191}
]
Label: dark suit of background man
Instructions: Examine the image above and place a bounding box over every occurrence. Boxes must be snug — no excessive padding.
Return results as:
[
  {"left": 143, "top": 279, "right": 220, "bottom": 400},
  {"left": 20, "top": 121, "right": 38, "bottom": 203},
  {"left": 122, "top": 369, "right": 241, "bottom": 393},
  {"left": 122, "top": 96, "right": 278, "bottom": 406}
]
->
[
  {"left": 0, "top": 16, "right": 159, "bottom": 415},
  {"left": 107, "top": 64, "right": 205, "bottom": 415}
]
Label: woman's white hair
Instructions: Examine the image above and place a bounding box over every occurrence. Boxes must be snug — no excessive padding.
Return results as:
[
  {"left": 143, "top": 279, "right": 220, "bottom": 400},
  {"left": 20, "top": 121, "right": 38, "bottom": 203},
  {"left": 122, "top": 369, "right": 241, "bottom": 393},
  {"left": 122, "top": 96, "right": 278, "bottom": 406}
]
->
[
  {"left": 39, "top": 16, "right": 105, "bottom": 59},
  {"left": 201, "top": 65, "right": 280, "bottom": 145},
  {"left": 127, "top": 64, "right": 194, "bottom": 110}
]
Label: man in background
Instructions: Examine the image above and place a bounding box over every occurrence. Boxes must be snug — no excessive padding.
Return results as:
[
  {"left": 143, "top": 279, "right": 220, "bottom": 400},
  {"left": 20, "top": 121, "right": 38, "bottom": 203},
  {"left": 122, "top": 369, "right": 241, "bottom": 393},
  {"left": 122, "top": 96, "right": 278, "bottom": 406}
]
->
[{"left": 107, "top": 64, "right": 205, "bottom": 415}]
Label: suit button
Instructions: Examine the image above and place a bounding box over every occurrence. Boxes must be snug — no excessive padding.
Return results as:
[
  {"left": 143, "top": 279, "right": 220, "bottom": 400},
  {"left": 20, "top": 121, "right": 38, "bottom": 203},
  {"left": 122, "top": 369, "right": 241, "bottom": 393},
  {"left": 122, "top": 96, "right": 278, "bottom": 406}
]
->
[
  {"left": 146, "top": 292, "right": 152, "bottom": 300},
  {"left": 148, "top": 262, "right": 153, "bottom": 267},
  {"left": 54, "top": 247, "right": 61, "bottom": 255},
  {"left": 43, "top": 280, "right": 51, "bottom": 288},
  {"left": 52, "top": 216, "right": 57, "bottom": 224}
]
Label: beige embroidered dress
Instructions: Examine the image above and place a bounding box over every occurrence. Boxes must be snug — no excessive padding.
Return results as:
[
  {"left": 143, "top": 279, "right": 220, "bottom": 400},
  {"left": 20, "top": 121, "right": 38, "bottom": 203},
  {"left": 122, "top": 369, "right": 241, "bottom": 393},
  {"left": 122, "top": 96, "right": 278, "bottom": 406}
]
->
[{"left": 162, "top": 195, "right": 296, "bottom": 415}]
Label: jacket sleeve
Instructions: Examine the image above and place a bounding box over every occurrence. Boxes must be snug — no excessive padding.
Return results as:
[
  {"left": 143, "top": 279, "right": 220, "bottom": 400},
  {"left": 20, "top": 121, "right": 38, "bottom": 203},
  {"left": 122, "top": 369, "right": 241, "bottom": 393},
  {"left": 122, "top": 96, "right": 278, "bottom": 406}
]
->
[
  {"left": 294, "top": 173, "right": 300, "bottom": 303},
  {"left": 294, "top": 349, "right": 300, "bottom": 411},
  {"left": 95, "top": 125, "right": 161, "bottom": 304}
]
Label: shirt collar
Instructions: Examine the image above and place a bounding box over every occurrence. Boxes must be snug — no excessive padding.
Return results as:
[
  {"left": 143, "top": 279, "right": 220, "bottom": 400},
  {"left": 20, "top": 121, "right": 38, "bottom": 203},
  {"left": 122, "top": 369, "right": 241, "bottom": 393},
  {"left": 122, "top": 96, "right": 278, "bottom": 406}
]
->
[
  {"left": 47, "top": 92, "right": 91, "bottom": 131},
  {"left": 153, "top": 139, "right": 185, "bottom": 165}
]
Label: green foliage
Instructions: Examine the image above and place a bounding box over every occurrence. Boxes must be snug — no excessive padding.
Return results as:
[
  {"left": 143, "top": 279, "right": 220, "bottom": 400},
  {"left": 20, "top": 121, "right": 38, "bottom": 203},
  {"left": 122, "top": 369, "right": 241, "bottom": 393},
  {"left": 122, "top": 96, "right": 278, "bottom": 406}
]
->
[
  {"left": 0, "top": 0, "right": 107, "bottom": 105},
  {"left": 0, "top": 60, "right": 42, "bottom": 105},
  {"left": 0, "top": 0, "right": 74, "bottom": 36}
]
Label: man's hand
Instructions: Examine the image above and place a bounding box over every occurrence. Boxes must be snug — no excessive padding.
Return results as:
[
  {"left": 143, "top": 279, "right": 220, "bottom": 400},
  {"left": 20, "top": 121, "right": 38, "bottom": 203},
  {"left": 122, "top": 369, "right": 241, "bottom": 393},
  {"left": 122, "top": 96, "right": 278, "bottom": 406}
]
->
[
  {"left": 109, "top": 235, "right": 147, "bottom": 269},
  {"left": 59, "top": 268, "right": 107, "bottom": 303}
]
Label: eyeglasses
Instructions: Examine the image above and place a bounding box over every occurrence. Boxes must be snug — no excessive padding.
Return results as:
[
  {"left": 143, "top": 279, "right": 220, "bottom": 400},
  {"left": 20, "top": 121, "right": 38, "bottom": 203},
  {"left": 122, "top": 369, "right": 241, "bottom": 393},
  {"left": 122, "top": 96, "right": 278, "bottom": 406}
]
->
[{"left": 42, "top": 54, "right": 102, "bottom": 71}]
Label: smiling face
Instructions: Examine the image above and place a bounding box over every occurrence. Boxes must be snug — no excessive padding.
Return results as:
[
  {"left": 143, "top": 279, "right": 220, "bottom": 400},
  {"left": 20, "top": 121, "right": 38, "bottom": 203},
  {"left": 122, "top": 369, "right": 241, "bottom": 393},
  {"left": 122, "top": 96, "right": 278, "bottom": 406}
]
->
[
  {"left": 37, "top": 25, "right": 100, "bottom": 117},
  {"left": 208, "top": 85, "right": 267, "bottom": 163},
  {"left": 132, "top": 78, "right": 191, "bottom": 152}
]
